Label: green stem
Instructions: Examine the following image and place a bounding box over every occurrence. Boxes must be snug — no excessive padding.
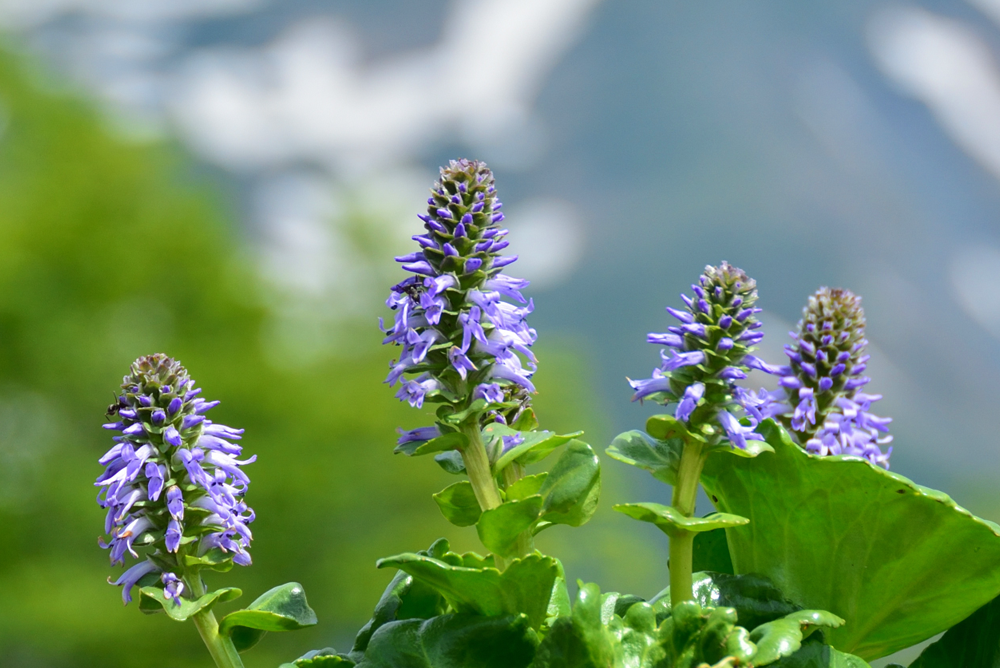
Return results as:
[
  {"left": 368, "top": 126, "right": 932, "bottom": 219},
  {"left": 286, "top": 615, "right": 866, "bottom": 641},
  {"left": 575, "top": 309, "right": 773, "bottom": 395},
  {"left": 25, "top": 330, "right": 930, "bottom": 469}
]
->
[
  {"left": 501, "top": 462, "right": 535, "bottom": 559},
  {"left": 459, "top": 423, "right": 510, "bottom": 571},
  {"left": 669, "top": 440, "right": 708, "bottom": 606},
  {"left": 185, "top": 572, "right": 245, "bottom": 668}
]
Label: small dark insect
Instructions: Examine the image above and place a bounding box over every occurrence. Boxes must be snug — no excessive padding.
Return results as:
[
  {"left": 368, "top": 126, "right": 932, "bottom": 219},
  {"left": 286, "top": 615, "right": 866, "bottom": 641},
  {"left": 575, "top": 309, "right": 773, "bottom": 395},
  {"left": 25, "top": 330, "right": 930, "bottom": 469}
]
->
[
  {"left": 402, "top": 283, "right": 425, "bottom": 301},
  {"left": 105, "top": 396, "right": 121, "bottom": 417}
]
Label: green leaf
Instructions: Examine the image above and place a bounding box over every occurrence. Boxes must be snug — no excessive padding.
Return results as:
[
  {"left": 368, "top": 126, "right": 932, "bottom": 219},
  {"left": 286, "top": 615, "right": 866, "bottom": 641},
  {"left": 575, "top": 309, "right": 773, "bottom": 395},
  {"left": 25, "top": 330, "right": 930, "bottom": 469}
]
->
[
  {"left": 506, "top": 473, "right": 547, "bottom": 501},
  {"left": 545, "top": 560, "right": 571, "bottom": 628},
  {"left": 909, "top": 591, "right": 1000, "bottom": 667},
  {"left": 710, "top": 438, "right": 775, "bottom": 459},
  {"left": 530, "top": 582, "right": 619, "bottom": 668},
  {"left": 218, "top": 582, "right": 317, "bottom": 652},
  {"left": 355, "top": 613, "right": 538, "bottom": 668},
  {"left": 440, "top": 399, "right": 489, "bottom": 425},
  {"left": 137, "top": 586, "right": 241, "bottom": 622},
  {"left": 351, "top": 566, "right": 448, "bottom": 659},
  {"left": 432, "top": 481, "right": 482, "bottom": 527},
  {"left": 606, "top": 429, "right": 683, "bottom": 485},
  {"left": 412, "top": 432, "right": 468, "bottom": 456},
  {"left": 692, "top": 528, "right": 734, "bottom": 575},
  {"left": 613, "top": 502, "right": 748, "bottom": 537},
  {"left": 700, "top": 420, "right": 1000, "bottom": 659},
  {"left": 750, "top": 609, "right": 846, "bottom": 665},
  {"left": 511, "top": 408, "right": 539, "bottom": 432},
  {"left": 768, "top": 638, "right": 872, "bottom": 667},
  {"left": 434, "top": 451, "right": 466, "bottom": 475},
  {"left": 476, "top": 496, "right": 545, "bottom": 558},
  {"left": 644, "top": 413, "right": 688, "bottom": 441},
  {"left": 488, "top": 425, "right": 584, "bottom": 472},
  {"left": 537, "top": 440, "right": 601, "bottom": 528},
  {"left": 651, "top": 571, "right": 801, "bottom": 631},
  {"left": 182, "top": 547, "right": 235, "bottom": 573},
  {"left": 376, "top": 547, "right": 559, "bottom": 630},
  {"left": 279, "top": 648, "right": 355, "bottom": 667}
]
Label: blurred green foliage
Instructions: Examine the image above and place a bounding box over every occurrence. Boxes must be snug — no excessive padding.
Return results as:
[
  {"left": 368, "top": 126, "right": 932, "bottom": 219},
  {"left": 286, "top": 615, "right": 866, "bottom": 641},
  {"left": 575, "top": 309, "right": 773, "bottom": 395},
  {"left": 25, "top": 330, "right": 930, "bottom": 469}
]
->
[{"left": 0, "top": 47, "right": 663, "bottom": 667}]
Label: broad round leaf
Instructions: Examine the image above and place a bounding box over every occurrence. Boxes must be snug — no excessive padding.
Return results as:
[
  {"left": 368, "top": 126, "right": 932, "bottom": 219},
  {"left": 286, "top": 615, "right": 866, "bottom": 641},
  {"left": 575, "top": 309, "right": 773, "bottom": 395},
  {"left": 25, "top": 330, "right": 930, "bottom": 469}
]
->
[
  {"left": 692, "top": 527, "right": 735, "bottom": 575},
  {"left": 909, "top": 592, "right": 1000, "bottom": 667},
  {"left": 701, "top": 420, "right": 1000, "bottom": 659}
]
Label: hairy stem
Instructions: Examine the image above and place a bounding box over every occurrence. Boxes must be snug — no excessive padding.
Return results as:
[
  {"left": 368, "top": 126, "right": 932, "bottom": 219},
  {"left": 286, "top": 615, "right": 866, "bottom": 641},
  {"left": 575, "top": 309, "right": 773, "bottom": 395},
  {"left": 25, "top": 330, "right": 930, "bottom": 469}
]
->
[
  {"left": 669, "top": 440, "right": 708, "bottom": 606},
  {"left": 185, "top": 572, "right": 245, "bottom": 668},
  {"left": 459, "top": 422, "right": 510, "bottom": 571}
]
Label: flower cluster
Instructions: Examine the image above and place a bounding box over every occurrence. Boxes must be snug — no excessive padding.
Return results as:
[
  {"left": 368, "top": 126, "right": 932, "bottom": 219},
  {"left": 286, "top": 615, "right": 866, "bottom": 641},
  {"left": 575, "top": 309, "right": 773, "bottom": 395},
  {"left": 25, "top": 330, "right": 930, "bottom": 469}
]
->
[
  {"left": 754, "top": 288, "right": 892, "bottom": 468},
  {"left": 382, "top": 159, "right": 536, "bottom": 429},
  {"left": 630, "top": 262, "right": 768, "bottom": 449},
  {"left": 96, "top": 354, "right": 255, "bottom": 604}
]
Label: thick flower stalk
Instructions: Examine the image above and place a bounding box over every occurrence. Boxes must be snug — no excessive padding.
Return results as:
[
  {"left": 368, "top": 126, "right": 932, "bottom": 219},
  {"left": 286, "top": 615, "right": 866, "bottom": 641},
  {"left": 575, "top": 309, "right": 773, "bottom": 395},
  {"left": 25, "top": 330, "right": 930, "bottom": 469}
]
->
[
  {"left": 96, "top": 354, "right": 255, "bottom": 607},
  {"left": 381, "top": 159, "right": 536, "bottom": 555},
  {"left": 630, "top": 261, "right": 766, "bottom": 448},
  {"left": 754, "top": 287, "right": 892, "bottom": 468}
]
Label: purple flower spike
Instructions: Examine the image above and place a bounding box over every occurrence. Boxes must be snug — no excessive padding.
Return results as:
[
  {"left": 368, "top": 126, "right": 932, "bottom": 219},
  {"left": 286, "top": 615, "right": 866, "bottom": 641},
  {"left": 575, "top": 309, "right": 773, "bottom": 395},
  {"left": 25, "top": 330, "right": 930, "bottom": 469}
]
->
[
  {"left": 630, "top": 262, "right": 768, "bottom": 448},
  {"left": 750, "top": 287, "right": 892, "bottom": 468},
  {"left": 97, "top": 354, "right": 255, "bottom": 603},
  {"left": 381, "top": 160, "right": 537, "bottom": 453}
]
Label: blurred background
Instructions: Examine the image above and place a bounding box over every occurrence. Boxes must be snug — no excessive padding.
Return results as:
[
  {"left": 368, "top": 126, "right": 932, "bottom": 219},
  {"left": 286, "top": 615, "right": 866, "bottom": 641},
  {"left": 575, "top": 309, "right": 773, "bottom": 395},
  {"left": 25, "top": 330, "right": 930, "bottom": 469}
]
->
[{"left": 0, "top": 0, "right": 998, "bottom": 665}]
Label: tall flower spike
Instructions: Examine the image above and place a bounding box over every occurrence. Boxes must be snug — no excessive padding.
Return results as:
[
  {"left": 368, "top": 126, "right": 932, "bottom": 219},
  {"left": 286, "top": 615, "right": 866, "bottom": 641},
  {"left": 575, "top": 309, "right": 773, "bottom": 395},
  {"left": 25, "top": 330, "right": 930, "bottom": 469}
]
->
[
  {"left": 382, "top": 159, "right": 537, "bottom": 431},
  {"left": 96, "top": 354, "right": 255, "bottom": 605},
  {"left": 630, "top": 262, "right": 765, "bottom": 448},
  {"left": 760, "top": 288, "right": 892, "bottom": 468}
]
